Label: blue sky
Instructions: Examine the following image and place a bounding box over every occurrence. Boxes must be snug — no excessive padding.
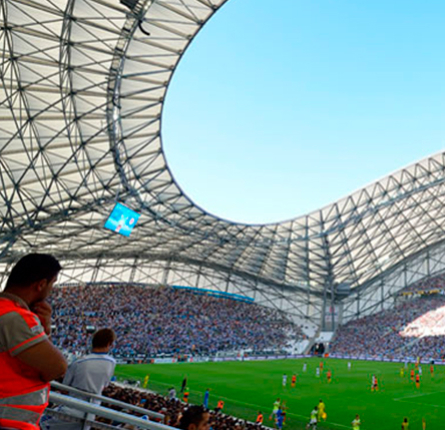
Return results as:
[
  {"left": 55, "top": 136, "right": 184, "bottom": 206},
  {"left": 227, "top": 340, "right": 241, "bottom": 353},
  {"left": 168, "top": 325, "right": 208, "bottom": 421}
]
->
[{"left": 162, "top": 0, "right": 445, "bottom": 224}]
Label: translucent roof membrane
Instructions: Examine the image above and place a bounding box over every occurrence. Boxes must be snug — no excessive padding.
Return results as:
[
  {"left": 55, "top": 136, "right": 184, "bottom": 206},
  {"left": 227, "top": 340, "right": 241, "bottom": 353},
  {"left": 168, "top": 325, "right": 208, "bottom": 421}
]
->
[{"left": 1, "top": 0, "right": 445, "bottom": 306}]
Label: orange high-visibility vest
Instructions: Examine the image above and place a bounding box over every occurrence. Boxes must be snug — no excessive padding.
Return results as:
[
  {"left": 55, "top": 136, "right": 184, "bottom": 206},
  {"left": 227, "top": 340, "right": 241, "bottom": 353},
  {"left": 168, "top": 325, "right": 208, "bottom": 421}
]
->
[
  {"left": 217, "top": 400, "right": 224, "bottom": 409},
  {"left": 0, "top": 297, "right": 50, "bottom": 430},
  {"left": 256, "top": 413, "right": 263, "bottom": 424}
]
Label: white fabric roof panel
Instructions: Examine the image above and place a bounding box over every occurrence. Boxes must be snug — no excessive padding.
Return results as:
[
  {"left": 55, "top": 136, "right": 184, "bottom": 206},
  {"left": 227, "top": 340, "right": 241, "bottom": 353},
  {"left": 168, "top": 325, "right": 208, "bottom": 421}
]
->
[{"left": 1, "top": 0, "right": 445, "bottom": 299}]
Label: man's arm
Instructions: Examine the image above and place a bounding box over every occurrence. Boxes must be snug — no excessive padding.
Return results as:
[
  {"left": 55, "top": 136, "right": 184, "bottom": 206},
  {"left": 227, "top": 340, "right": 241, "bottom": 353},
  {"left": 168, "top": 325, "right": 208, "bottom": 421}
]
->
[
  {"left": 16, "top": 339, "right": 68, "bottom": 382},
  {"left": 0, "top": 309, "right": 68, "bottom": 382}
]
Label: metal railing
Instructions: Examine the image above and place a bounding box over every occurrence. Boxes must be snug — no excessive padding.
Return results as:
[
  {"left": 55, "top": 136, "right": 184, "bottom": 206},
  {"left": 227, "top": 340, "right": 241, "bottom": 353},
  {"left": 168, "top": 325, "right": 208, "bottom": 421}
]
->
[
  {"left": 47, "top": 382, "right": 177, "bottom": 430},
  {"left": 51, "top": 381, "right": 164, "bottom": 421}
]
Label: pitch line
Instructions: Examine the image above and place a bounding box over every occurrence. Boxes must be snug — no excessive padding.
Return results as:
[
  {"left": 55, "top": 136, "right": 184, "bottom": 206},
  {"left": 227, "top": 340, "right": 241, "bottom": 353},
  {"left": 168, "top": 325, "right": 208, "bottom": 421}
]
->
[
  {"left": 394, "top": 389, "right": 445, "bottom": 401},
  {"left": 395, "top": 399, "right": 445, "bottom": 409}
]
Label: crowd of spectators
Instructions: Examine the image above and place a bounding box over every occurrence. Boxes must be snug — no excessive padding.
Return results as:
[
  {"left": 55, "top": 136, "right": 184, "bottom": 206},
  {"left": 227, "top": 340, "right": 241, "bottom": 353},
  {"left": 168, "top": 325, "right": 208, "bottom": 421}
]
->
[
  {"left": 50, "top": 285, "right": 303, "bottom": 357},
  {"left": 330, "top": 294, "right": 445, "bottom": 360},
  {"left": 100, "top": 384, "right": 264, "bottom": 430},
  {"left": 400, "top": 274, "right": 445, "bottom": 294}
]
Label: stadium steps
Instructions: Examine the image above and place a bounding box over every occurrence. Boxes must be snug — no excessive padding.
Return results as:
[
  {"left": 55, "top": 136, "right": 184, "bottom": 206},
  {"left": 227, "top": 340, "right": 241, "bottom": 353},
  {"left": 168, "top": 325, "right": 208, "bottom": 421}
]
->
[{"left": 305, "top": 327, "right": 322, "bottom": 354}]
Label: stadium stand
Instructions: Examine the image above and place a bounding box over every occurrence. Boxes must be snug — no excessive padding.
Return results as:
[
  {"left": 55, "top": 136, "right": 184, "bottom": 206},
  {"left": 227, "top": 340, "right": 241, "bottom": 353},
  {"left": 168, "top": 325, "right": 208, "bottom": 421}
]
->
[
  {"left": 399, "top": 273, "right": 445, "bottom": 294},
  {"left": 330, "top": 293, "right": 445, "bottom": 360},
  {"left": 50, "top": 285, "right": 304, "bottom": 358}
]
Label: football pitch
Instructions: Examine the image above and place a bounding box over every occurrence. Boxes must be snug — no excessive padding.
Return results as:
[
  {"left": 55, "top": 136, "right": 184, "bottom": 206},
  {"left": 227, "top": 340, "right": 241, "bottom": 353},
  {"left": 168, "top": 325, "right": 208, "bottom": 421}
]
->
[{"left": 115, "top": 358, "right": 445, "bottom": 430}]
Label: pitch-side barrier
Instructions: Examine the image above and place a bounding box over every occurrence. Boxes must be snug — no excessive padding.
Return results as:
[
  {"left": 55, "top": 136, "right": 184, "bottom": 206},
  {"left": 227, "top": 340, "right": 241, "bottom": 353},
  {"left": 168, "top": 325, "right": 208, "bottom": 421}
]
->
[{"left": 45, "top": 381, "right": 174, "bottom": 430}]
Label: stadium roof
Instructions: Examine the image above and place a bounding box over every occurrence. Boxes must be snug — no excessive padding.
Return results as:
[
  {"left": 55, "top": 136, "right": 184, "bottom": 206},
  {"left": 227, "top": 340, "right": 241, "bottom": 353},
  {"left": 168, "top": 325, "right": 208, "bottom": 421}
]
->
[{"left": 1, "top": 0, "right": 445, "bottom": 301}]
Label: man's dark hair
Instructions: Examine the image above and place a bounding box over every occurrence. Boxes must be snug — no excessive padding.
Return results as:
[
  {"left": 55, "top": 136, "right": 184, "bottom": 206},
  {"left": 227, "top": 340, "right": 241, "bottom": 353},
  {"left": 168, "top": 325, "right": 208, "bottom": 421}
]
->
[
  {"left": 92, "top": 328, "right": 116, "bottom": 349},
  {"left": 5, "top": 253, "right": 62, "bottom": 289},
  {"left": 179, "top": 405, "right": 207, "bottom": 429}
]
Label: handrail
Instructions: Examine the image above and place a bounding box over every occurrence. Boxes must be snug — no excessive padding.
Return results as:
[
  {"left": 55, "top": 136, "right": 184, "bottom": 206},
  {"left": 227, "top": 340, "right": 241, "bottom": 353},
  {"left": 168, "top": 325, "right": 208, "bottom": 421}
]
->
[
  {"left": 49, "top": 392, "right": 178, "bottom": 430},
  {"left": 51, "top": 381, "right": 164, "bottom": 420}
]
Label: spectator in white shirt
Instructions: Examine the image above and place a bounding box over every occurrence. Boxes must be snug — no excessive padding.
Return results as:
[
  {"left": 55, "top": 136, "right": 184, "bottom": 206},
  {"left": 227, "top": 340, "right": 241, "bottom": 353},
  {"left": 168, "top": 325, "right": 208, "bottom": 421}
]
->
[{"left": 42, "top": 328, "right": 116, "bottom": 430}]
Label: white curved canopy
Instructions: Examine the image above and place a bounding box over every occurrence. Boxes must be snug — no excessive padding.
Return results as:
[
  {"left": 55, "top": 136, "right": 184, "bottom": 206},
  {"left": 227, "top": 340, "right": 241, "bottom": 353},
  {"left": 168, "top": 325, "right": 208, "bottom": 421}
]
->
[{"left": 1, "top": 0, "right": 445, "bottom": 305}]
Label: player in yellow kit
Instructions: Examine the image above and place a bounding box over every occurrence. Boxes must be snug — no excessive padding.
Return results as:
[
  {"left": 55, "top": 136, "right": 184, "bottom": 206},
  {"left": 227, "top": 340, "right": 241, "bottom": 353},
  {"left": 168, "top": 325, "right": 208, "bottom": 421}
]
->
[
  {"left": 317, "top": 399, "right": 326, "bottom": 421},
  {"left": 143, "top": 374, "right": 149, "bottom": 388}
]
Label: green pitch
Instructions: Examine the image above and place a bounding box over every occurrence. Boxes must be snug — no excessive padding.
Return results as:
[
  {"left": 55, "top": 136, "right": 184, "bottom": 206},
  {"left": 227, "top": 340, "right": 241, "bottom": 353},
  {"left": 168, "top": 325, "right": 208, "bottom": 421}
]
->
[{"left": 115, "top": 358, "right": 445, "bottom": 430}]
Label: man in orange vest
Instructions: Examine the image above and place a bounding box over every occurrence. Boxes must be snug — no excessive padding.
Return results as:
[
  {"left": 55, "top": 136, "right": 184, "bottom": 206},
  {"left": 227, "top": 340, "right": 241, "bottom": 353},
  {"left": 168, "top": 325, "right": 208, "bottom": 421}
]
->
[
  {"left": 0, "top": 254, "right": 68, "bottom": 430},
  {"left": 183, "top": 388, "right": 190, "bottom": 403},
  {"left": 256, "top": 411, "right": 264, "bottom": 425},
  {"left": 215, "top": 400, "right": 224, "bottom": 413}
]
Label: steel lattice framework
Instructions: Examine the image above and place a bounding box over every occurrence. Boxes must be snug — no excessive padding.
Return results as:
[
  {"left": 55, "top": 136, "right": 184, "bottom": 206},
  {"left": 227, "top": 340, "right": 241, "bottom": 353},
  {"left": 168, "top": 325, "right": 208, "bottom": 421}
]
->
[{"left": 1, "top": 0, "right": 445, "bottom": 325}]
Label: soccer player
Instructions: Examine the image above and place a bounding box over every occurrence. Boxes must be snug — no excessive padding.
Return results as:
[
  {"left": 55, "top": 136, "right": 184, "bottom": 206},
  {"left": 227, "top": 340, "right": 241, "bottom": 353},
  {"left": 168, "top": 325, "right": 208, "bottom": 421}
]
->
[
  {"left": 402, "top": 417, "right": 409, "bottom": 430},
  {"left": 422, "top": 417, "right": 426, "bottom": 430},
  {"left": 203, "top": 388, "right": 210, "bottom": 408},
  {"left": 282, "top": 373, "right": 288, "bottom": 387},
  {"left": 352, "top": 414, "right": 360, "bottom": 430},
  {"left": 419, "top": 366, "right": 423, "bottom": 376},
  {"left": 348, "top": 361, "right": 352, "bottom": 371},
  {"left": 256, "top": 411, "right": 264, "bottom": 426},
  {"left": 270, "top": 398, "right": 281, "bottom": 420},
  {"left": 316, "top": 367, "right": 320, "bottom": 378},
  {"left": 317, "top": 400, "right": 326, "bottom": 421},
  {"left": 400, "top": 367, "right": 404, "bottom": 378},
  {"left": 430, "top": 363, "right": 434, "bottom": 377},
  {"left": 281, "top": 401, "right": 288, "bottom": 424},
  {"left": 415, "top": 373, "right": 420, "bottom": 389},
  {"left": 291, "top": 374, "right": 297, "bottom": 388},
  {"left": 410, "top": 369, "right": 415, "bottom": 382},
  {"left": 276, "top": 406, "right": 284, "bottom": 430},
  {"left": 327, "top": 370, "right": 332, "bottom": 384},
  {"left": 371, "top": 375, "right": 378, "bottom": 392},
  {"left": 306, "top": 406, "right": 318, "bottom": 429},
  {"left": 319, "top": 362, "right": 324, "bottom": 372},
  {"left": 303, "top": 362, "right": 308, "bottom": 372},
  {"left": 143, "top": 374, "right": 149, "bottom": 388}
]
